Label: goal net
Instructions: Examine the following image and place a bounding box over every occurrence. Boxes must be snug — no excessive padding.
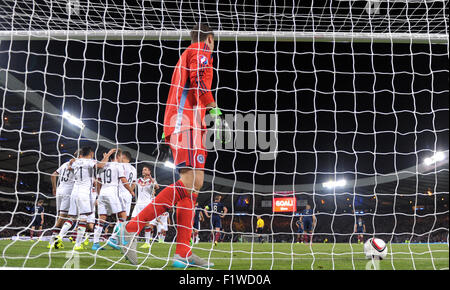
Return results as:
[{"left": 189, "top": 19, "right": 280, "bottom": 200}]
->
[{"left": 0, "top": 0, "right": 448, "bottom": 270}]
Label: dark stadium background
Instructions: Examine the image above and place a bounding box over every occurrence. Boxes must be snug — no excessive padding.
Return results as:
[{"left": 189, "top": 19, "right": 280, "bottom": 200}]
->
[{"left": 0, "top": 0, "right": 448, "bottom": 242}]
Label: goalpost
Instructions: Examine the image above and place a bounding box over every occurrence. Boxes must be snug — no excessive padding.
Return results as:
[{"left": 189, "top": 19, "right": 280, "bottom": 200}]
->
[{"left": 0, "top": 0, "right": 448, "bottom": 270}]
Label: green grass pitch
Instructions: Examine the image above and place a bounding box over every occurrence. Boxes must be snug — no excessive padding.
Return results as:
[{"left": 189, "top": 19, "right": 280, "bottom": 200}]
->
[{"left": 0, "top": 240, "right": 448, "bottom": 270}]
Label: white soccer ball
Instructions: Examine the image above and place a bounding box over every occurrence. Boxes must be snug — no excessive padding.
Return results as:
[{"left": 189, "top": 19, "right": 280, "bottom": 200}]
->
[{"left": 364, "top": 238, "right": 388, "bottom": 260}]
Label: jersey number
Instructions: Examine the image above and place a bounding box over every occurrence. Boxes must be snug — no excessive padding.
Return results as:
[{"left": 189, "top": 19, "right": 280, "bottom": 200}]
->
[
  {"left": 128, "top": 172, "right": 133, "bottom": 184},
  {"left": 61, "top": 168, "right": 70, "bottom": 182},
  {"left": 103, "top": 169, "right": 112, "bottom": 184}
]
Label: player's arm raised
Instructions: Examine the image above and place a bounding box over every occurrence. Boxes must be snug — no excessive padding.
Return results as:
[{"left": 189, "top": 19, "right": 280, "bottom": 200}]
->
[
  {"left": 96, "top": 148, "right": 116, "bottom": 169},
  {"left": 154, "top": 179, "right": 160, "bottom": 190}
]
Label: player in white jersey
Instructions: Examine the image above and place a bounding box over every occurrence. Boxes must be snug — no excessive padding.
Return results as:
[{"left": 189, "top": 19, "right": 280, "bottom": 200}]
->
[
  {"left": 118, "top": 151, "right": 137, "bottom": 218},
  {"left": 92, "top": 149, "right": 135, "bottom": 251},
  {"left": 131, "top": 165, "right": 160, "bottom": 249},
  {"left": 55, "top": 147, "right": 116, "bottom": 251},
  {"left": 157, "top": 211, "right": 170, "bottom": 243},
  {"left": 49, "top": 156, "right": 76, "bottom": 249}
]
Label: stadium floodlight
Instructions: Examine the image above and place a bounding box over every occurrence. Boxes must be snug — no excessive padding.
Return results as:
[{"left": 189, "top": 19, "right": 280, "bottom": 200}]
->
[
  {"left": 423, "top": 151, "right": 446, "bottom": 166},
  {"left": 63, "top": 111, "right": 85, "bottom": 129},
  {"left": 322, "top": 179, "right": 347, "bottom": 189},
  {"left": 164, "top": 160, "right": 175, "bottom": 169}
]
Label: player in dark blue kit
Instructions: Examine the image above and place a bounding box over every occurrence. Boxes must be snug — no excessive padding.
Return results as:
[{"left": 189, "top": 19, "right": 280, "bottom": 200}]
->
[
  {"left": 204, "top": 195, "right": 228, "bottom": 246},
  {"left": 299, "top": 204, "right": 316, "bottom": 244},
  {"left": 354, "top": 216, "right": 366, "bottom": 244},
  {"left": 295, "top": 218, "right": 304, "bottom": 243},
  {"left": 29, "top": 200, "right": 45, "bottom": 240},
  {"left": 191, "top": 201, "right": 204, "bottom": 245}
]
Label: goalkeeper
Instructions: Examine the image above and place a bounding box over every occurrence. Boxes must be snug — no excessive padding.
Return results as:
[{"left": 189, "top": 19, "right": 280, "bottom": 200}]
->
[{"left": 117, "top": 23, "right": 230, "bottom": 268}]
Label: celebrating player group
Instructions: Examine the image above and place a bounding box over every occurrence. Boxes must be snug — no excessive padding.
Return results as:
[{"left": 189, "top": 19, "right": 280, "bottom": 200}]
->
[{"left": 49, "top": 147, "right": 160, "bottom": 252}]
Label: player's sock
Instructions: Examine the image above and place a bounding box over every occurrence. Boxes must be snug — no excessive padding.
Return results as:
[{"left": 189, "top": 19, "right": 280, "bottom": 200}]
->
[
  {"left": 50, "top": 228, "right": 60, "bottom": 244},
  {"left": 193, "top": 232, "right": 198, "bottom": 244},
  {"left": 30, "top": 229, "right": 34, "bottom": 240},
  {"left": 75, "top": 222, "right": 87, "bottom": 247},
  {"left": 110, "top": 219, "right": 123, "bottom": 241},
  {"left": 144, "top": 226, "right": 152, "bottom": 243},
  {"left": 58, "top": 220, "right": 73, "bottom": 238},
  {"left": 126, "top": 180, "right": 187, "bottom": 233},
  {"left": 214, "top": 232, "right": 220, "bottom": 243},
  {"left": 83, "top": 231, "right": 90, "bottom": 243},
  {"left": 174, "top": 196, "right": 196, "bottom": 258},
  {"left": 93, "top": 222, "right": 104, "bottom": 244}
]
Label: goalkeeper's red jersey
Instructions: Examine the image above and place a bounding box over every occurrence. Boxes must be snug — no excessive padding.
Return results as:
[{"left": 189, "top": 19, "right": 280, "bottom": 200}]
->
[{"left": 163, "top": 41, "right": 215, "bottom": 139}]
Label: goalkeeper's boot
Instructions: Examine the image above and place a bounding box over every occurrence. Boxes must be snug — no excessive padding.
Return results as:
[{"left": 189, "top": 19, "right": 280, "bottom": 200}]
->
[
  {"left": 91, "top": 243, "right": 105, "bottom": 251},
  {"left": 116, "top": 221, "right": 138, "bottom": 265},
  {"left": 139, "top": 243, "right": 151, "bottom": 249},
  {"left": 107, "top": 238, "right": 120, "bottom": 250},
  {"left": 172, "top": 253, "right": 214, "bottom": 269}
]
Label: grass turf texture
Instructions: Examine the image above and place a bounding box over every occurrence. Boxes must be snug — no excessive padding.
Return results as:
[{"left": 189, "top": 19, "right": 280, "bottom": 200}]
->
[{"left": 0, "top": 240, "right": 448, "bottom": 270}]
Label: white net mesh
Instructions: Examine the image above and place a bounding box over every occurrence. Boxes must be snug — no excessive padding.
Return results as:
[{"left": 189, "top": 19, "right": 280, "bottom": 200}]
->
[{"left": 0, "top": 0, "right": 448, "bottom": 270}]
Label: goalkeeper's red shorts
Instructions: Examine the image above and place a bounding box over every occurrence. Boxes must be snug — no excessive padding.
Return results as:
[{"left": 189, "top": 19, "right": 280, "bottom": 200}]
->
[{"left": 168, "top": 129, "right": 207, "bottom": 169}]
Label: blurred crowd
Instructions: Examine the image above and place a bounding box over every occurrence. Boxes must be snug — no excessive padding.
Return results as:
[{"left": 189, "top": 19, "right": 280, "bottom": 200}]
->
[{"left": 0, "top": 199, "right": 447, "bottom": 244}]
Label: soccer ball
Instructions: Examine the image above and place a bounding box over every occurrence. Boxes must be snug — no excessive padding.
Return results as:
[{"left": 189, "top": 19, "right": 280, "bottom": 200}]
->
[{"left": 364, "top": 238, "right": 388, "bottom": 260}]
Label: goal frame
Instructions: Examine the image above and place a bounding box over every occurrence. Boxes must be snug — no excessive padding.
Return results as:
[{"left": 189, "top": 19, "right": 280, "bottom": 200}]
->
[{"left": 0, "top": 29, "right": 448, "bottom": 44}]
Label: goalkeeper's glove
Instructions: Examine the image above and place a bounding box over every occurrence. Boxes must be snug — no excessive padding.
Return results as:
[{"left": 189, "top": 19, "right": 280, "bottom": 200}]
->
[
  {"left": 209, "top": 108, "right": 232, "bottom": 144},
  {"left": 152, "top": 132, "right": 171, "bottom": 162}
]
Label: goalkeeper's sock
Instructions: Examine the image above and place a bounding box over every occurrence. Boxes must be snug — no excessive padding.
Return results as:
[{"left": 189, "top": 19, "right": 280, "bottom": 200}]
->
[
  {"left": 126, "top": 180, "right": 187, "bottom": 233},
  {"left": 174, "top": 197, "right": 196, "bottom": 258}
]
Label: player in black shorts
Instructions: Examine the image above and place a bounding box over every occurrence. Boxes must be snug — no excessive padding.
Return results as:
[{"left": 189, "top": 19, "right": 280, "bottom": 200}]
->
[
  {"left": 192, "top": 201, "right": 204, "bottom": 245},
  {"left": 204, "top": 195, "right": 228, "bottom": 246},
  {"left": 30, "top": 200, "right": 45, "bottom": 240}
]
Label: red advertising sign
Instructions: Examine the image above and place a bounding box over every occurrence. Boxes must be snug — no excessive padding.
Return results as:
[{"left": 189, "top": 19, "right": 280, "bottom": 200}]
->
[{"left": 273, "top": 197, "right": 297, "bottom": 212}]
